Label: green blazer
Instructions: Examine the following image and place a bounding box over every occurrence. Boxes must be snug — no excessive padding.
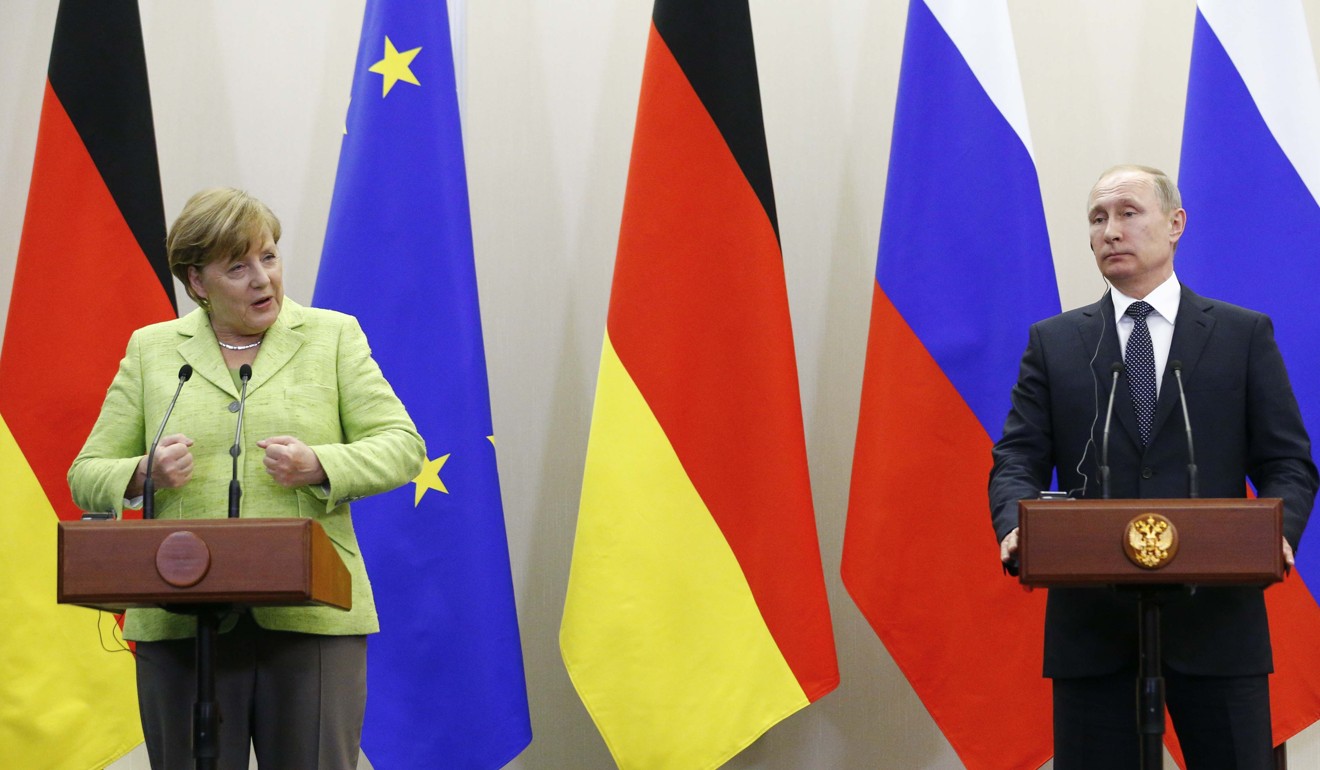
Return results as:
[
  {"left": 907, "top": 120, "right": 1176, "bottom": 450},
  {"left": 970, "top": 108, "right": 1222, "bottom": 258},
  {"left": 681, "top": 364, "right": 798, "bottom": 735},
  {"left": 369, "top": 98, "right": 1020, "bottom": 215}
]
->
[{"left": 68, "top": 299, "right": 425, "bottom": 641}]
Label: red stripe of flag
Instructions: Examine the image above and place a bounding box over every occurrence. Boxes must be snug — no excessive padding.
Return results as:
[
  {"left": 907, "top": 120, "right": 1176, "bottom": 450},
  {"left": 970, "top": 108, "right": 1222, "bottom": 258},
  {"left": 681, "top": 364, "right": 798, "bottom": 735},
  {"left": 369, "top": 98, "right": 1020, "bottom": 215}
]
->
[{"left": 844, "top": 283, "right": 1050, "bottom": 767}]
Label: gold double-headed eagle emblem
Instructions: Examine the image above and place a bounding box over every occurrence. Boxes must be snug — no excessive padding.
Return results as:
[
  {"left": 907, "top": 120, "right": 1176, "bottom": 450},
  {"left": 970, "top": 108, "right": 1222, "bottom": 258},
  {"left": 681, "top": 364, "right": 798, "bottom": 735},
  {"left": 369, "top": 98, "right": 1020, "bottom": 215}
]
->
[{"left": 1124, "top": 513, "right": 1179, "bottom": 569}]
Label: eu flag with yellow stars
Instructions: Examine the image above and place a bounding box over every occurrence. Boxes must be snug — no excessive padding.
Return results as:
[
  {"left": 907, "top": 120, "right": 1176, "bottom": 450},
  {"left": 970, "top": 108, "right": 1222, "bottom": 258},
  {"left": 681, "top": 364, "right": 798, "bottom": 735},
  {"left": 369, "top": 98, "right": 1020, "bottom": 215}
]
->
[{"left": 314, "top": 1, "right": 532, "bottom": 767}]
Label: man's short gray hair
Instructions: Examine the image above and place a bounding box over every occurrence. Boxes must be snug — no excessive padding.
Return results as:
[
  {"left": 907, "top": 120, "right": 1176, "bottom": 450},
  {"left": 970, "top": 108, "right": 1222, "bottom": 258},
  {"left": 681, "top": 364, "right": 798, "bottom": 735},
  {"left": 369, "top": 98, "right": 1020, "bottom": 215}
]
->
[{"left": 1094, "top": 164, "right": 1182, "bottom": 213}]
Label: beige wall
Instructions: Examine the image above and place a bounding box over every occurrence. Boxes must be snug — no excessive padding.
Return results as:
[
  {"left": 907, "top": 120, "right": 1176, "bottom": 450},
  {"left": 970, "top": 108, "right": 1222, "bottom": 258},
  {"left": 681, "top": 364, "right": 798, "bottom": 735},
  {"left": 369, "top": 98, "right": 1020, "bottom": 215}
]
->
[{"left": 4, "top": 1, "right": 1320, "bottom": 767}]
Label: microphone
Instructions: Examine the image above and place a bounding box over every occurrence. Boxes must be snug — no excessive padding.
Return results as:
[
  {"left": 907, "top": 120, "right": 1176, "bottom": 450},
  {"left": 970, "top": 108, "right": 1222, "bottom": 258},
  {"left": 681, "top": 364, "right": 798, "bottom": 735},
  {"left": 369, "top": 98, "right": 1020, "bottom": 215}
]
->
[
  {"left": 143, "top": 364, "right": 193, "bottom": 520},
  {"left": 228, "top": 364, "right": 252, "bottom": 519},
  {"left": 1100, "top": 362, "right": 1123, "bottom": 500},
  {"left": 1171, "top": 360, "right": 1198, "bottom": 498}
]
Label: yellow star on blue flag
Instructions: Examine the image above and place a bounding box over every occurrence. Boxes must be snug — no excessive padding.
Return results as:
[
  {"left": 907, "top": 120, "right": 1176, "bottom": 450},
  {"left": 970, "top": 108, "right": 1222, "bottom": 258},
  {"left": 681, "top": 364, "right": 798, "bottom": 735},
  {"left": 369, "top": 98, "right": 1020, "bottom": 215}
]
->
[
  {"left": 413, "top": 452, "right": 449, "bottom": 505},
  {"left": 368, "top": 36, "right": 421, "bottom": 97}
]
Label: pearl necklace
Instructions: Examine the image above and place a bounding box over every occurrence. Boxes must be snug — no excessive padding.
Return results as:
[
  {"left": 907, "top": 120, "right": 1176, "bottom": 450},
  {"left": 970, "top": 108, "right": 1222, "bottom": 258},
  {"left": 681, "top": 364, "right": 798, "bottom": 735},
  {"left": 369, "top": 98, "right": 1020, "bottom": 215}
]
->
[{"left": 217, "top": 338, "right": 263, "bottom": 351}]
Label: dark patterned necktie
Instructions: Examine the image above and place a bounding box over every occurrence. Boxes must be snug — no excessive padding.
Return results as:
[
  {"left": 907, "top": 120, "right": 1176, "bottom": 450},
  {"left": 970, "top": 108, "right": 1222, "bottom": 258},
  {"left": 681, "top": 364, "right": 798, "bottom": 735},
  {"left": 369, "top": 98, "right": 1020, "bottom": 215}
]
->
[{"left": 1125, "top": 301, "right": 1157, "bottom": 446}]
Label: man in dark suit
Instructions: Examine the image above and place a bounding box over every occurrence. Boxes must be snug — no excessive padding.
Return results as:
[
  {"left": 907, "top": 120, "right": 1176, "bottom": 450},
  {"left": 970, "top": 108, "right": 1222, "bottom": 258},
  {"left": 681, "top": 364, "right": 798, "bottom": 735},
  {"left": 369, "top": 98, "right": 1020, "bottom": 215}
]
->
[{"left": 990, "top": 165, "right": 1318, "bottom": 769}]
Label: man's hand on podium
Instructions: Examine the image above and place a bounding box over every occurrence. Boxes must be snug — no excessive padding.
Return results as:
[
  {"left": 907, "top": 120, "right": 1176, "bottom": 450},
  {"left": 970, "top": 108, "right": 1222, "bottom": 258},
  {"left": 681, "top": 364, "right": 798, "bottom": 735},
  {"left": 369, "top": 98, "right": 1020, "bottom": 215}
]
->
[{"left": 1000, "top": 527, "right": 1019, "bottom": 565}]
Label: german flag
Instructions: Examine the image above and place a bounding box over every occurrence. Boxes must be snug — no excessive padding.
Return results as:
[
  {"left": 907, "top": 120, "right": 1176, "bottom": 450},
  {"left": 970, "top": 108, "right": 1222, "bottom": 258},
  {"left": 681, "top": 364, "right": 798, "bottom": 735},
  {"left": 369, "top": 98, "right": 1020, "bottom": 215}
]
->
[
  {"left": 560, "top": 2, "right": 839, "bottom": 767},
  {"left": 0, "top": 1, "right": 175, "bottom": 766}
]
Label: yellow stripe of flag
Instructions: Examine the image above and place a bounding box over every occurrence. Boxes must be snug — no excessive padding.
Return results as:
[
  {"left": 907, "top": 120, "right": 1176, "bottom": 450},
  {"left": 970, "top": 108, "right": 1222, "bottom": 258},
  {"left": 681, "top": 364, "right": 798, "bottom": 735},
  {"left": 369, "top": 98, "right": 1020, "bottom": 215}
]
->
[
  {"left": 0, "top": 413, "right": 141, "bottom": 768},
  {"left": 561, "top": 335, "right": 806, "bottom": 770}
]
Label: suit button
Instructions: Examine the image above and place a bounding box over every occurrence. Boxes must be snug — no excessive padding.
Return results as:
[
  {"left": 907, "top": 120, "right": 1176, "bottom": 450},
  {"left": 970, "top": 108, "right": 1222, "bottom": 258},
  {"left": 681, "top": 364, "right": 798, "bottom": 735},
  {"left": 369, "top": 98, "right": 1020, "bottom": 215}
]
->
[
  {"left": 1141, "top": 467, "right": 1153, "bottom": 479},
  {"left": 228, "top": 401, "right": 241, "bottom": 413}
]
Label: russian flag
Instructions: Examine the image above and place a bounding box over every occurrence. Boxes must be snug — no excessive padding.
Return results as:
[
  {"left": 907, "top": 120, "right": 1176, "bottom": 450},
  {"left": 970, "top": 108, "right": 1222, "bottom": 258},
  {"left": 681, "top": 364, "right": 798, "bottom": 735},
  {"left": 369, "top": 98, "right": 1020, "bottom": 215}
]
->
[
  {"left": 840, "top": 1, "right": 1057, "bottom": 767},
  {"left": 1176, "top": 0, "right": 1320, "bottom": 747}
]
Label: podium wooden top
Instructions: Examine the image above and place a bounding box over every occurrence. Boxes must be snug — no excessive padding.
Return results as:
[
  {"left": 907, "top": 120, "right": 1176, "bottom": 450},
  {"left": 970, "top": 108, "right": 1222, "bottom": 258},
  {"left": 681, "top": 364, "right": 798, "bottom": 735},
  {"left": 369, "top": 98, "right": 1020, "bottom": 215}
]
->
[
  {"left": 58, "top": 518, "right": 352, "bottom": 612},
  {"left": 1018, "top": 497, "right": 1284, "bottom": 588}
]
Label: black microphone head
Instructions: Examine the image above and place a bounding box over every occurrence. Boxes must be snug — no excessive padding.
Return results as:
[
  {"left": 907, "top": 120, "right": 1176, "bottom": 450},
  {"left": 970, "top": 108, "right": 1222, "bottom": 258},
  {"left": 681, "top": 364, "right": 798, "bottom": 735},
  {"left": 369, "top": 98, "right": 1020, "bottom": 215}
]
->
[
  {"left": 239, "top": 364, "right": 252, "bottom": 382},
  {"left": 1171, "top": 359, "right": 1183, "bottom": 372},
  {"left": 178, "top": 364, "right": 193, "bottom": 381},
  {"left": 1110, "top": 362, "right": 1124, "bottom": 375}
]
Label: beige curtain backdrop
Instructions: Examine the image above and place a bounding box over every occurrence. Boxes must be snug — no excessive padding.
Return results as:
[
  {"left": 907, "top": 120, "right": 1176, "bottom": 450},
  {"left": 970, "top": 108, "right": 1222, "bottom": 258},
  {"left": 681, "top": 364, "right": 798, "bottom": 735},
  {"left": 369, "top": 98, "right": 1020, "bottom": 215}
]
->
[{"left": 4, "top": 2, "right": 1320, "bottom": 767}]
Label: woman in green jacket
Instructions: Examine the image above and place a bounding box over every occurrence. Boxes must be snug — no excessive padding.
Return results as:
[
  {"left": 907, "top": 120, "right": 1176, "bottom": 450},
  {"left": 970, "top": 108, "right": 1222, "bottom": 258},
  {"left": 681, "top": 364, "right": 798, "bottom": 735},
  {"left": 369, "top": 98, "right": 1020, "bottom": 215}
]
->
[{"left": 69, "top": 188, "right": 425, "bottom": 769}]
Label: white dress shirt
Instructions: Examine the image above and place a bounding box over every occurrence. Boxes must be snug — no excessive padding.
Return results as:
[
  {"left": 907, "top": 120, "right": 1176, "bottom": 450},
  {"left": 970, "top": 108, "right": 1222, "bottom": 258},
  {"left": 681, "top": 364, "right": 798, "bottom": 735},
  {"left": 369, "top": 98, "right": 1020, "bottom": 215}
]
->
[{"left": 1111, "top": 273, "right": 1180, "bottom": 396}]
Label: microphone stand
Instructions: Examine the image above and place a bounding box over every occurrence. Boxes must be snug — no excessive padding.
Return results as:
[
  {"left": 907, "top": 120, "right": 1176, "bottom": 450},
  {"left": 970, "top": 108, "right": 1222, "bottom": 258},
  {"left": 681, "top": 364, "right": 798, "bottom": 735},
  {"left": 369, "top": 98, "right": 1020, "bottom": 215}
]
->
[
  {"left": 1136, "top": 593, "right": 1165, "bottom": 770},
  {"left": 1173, "top": 362, "right": 1198, "bottom": 500},
  {"left": 192, "top": 364, "right": 250, "bottom": 769},
  {"left": 228, "top": 365, "right": 251, "bottom": 519},
  {"left": 192, "top": 606, "right": 226, "bottom": 770},
  {"left": 1098, "top": 358, "right": 1166, "bottom": 766},
  {"left": 1100, "top": 362, "right": 1123, "bottom": 501},
  {"left": 1134, "top": 361, "right": 1204, "bottom": 768},
  {"left": 143, "top": 365, "right": 193, "bottom": 520},
  {"left": 1133, "top": 362, "right": 1203, "bottom": 770}
]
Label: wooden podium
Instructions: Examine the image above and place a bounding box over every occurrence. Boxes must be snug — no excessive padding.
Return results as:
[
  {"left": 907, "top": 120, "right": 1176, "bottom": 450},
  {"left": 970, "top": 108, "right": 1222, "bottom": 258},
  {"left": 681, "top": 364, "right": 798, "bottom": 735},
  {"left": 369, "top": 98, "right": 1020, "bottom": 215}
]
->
[
  {"left": 1018, "top": 497, "right": 1285, "bottom": 770},
  {"left": 57, "top": 517, "right": 352, "bottom": 770},
  {"left": 1018, "top": 497, "right": 1284, "bottom": 588},
  {"left": 58, "top": 518, "right": 352, "bottom": 611}
]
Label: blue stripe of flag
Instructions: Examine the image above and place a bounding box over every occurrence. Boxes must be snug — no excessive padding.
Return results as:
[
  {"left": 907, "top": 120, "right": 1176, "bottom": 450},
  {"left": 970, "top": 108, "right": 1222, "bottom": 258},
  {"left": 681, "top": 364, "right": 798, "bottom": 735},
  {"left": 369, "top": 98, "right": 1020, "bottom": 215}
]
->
[
  {"left": 877, "top": 0, "right": 1058, "bottom": 440},
  {"left": 313, "top": 0, "right": 532, "bottom": 766}
]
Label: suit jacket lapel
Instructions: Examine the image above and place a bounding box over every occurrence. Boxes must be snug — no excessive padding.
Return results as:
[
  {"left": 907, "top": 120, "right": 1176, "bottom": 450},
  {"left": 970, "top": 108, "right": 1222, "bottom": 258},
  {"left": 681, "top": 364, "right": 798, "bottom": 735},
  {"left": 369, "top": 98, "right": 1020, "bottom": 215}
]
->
[
  {"left": 1081, "top": 293, "right": 1142, "bottom": 448},
  {"left": 1150, "top": 286, "right": 1214, "bottom": 441},
  {"left": 247, "top": 299, "right": 306, "bottom": 396},
  {"left": 176, "top": 309, "right": 239, "bottom": 399}
]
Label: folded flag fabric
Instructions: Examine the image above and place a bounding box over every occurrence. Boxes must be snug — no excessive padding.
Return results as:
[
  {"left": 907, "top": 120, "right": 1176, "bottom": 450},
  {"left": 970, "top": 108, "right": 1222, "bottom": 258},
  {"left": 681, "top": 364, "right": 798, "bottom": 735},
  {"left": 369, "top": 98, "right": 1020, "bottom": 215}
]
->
[
  {"left": 0, "top": 0, "right": 176, "bottom": 766},
  {"left": 842, "top": 2, "right": 1057, "bottom": 767},
  {"left": 1177, "top": 0, "right": 1320, "bottom": 750},
  {"left": 560, "top": 2, "right": 839, "bottom": 768},
  {"left": 315, "top": 0, "right": 532, "bottom": 766}
]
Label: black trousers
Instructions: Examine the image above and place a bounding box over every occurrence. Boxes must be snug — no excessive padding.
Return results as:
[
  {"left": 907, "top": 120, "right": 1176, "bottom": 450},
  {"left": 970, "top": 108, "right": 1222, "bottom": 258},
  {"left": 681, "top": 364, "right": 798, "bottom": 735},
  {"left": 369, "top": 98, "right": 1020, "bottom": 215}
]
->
[
  {"left": 1053, "top": 668, "right": 1272, "bottom": 770},
  {"left": 134, "top": 612, "right": 367, "bottom": 770}
]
